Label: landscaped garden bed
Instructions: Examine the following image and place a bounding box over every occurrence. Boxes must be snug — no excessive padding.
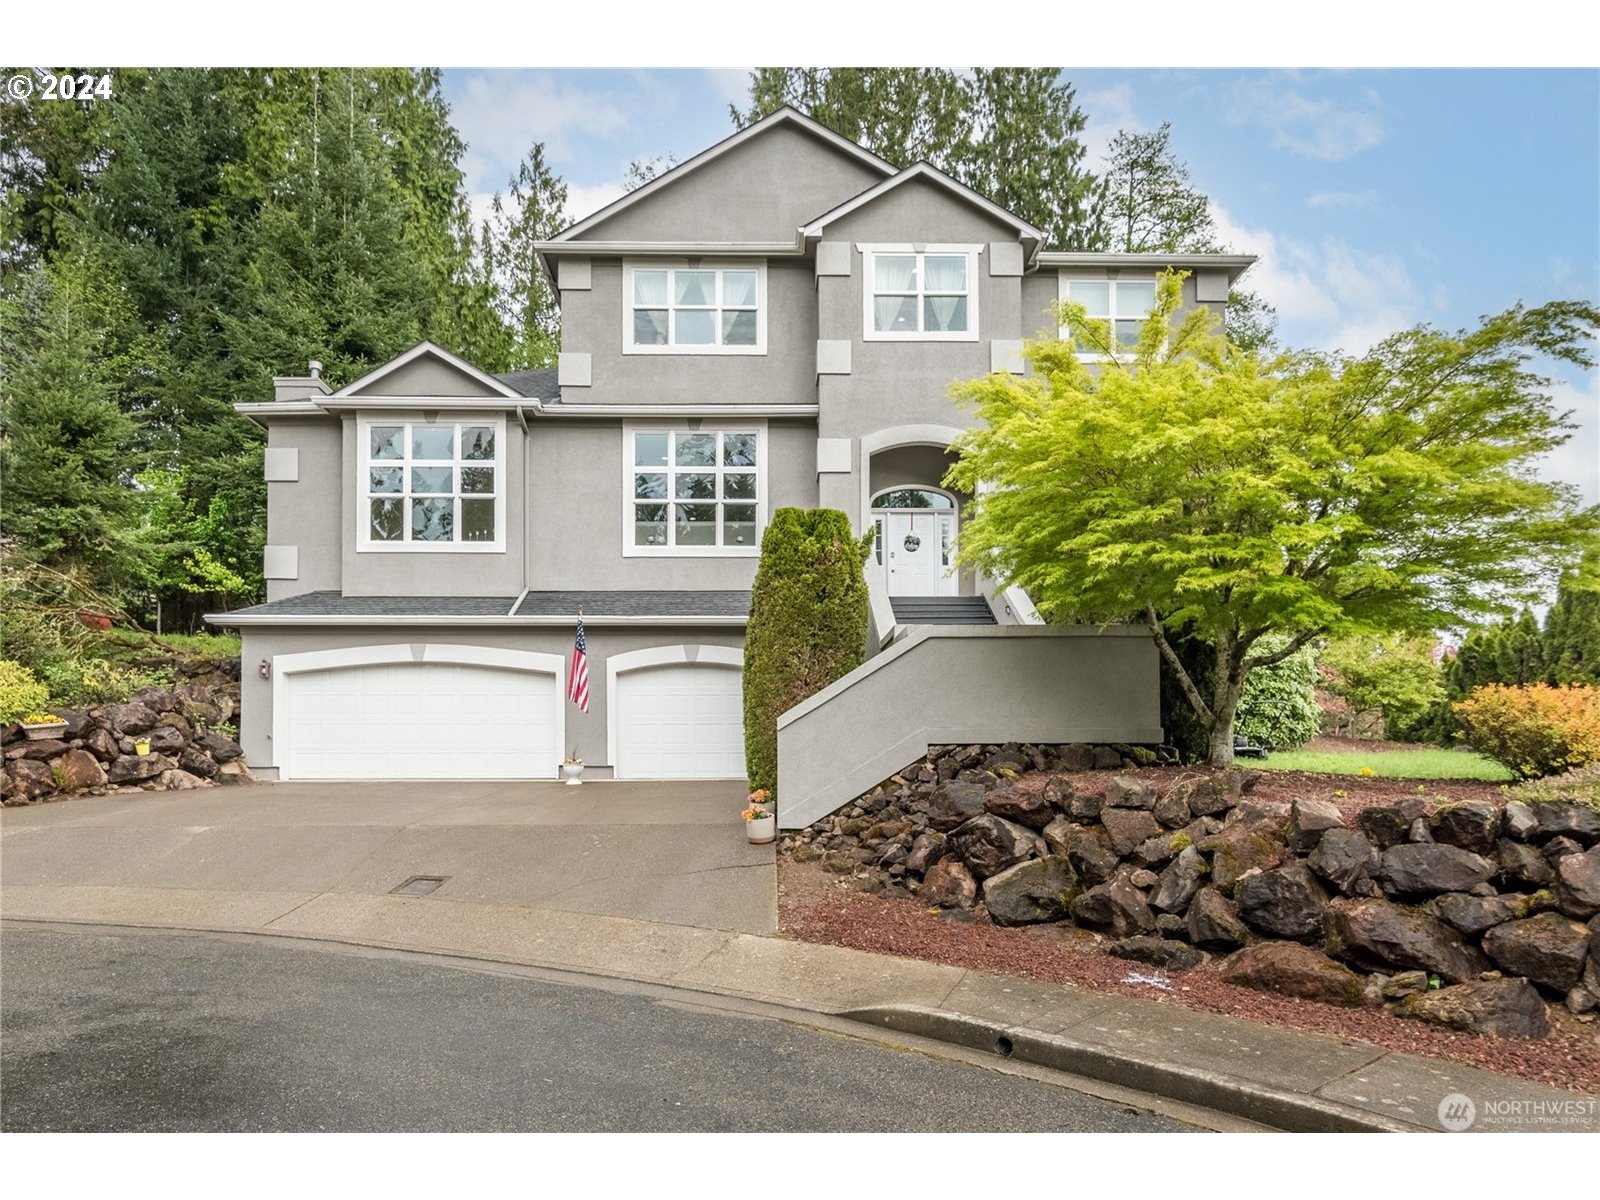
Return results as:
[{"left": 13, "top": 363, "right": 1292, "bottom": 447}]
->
[{"left": 776, "top": 741, "right": 1600, "bottom": 1094}]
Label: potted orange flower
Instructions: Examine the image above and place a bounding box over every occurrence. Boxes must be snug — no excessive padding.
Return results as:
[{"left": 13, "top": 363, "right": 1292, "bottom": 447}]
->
[{"left": 742, "top": 800, "right": 776, "bottom": 845}]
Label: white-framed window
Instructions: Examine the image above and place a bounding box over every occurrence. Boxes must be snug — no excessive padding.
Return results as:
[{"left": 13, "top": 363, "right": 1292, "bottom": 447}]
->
[
  {"left": 623, "top": 261, "right": 767, "bottom": 355},
  {"left": 1058, "top": 274, "right": 1159, "bottom": 355},
  {"left": 861, "top": 245, "right": 981, "bottom": 342},
  {"left": 623, "top": 424, "right": 765, "bottom": 557},
  {"left": 357, "top": 417, "right": 506, "bottom": 553}
]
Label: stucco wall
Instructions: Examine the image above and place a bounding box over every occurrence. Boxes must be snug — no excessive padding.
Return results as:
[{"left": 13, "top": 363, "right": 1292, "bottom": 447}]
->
[
  {"left": 559, "top": 258, "right": 818, "bottom": 407},
  {"left": 576, "top": 122, "right": 885, "bottom": 243},
  {"left": 776, "top": 626, "right": 1163, "bottom": 828},
  {"left": 265, "top": 418, "right": 342, "bottom": 601},
  {"left": 524, "top": 417, "right": 818, "bottom": 591},
  {"left": 240, "top": 625, "right": 748, "bottom": 777}
]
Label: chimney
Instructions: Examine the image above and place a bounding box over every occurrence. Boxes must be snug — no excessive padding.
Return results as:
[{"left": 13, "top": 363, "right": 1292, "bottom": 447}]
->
[{"left": 273, "top": 359, "right": 333, "bottom": 403}]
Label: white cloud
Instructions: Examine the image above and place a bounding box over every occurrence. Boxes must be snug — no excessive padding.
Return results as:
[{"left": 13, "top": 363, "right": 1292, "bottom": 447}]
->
[
  {"left": 1224, "top": 75, "right": 1386, "bottom": 161},
  {"left": 704, "top": 69, "right": 753, "bottom": 109},
  {"left": 1079, "top": 83, "right": 1145, "bottom": 167},
  {"left": 1305, "top": 189, "right": 1378, "bottom": 208},
  {"left": 450, "top": 72, "right": 632, "bottom": 190},
  {"left": 1211, "top": 202, "right": 1423, "bottom": 355},
  {"left": 563, "top": 180, "right": 629, "bottom": 224},
  {"left": 1537, "top": 375, "right": 1600, "bottom": 508}
]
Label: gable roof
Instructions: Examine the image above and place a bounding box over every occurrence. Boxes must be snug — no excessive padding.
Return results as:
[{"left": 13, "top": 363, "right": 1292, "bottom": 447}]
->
[
  {"left": 799, "top": 161, "right": 1046, "bottom": 247},
  {"left": 547, "top": 106, "right": 896, "bottom": 244},
  {"left": 332, "top": 340, "right": 525, "bottom": 400}
]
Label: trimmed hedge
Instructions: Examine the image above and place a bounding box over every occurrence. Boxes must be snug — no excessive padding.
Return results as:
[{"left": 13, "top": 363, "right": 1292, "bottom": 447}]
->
[{"left": 743, "top": 508, "right": 873, "bottom": 795}]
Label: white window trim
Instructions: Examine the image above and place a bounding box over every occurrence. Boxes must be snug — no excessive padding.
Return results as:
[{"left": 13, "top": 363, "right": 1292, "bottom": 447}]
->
[
  {"left": 621, "top": 421, "right": 767, "bottom": 558},
  {"left": 1057, "top": 271, "right": 1160, "bottom": 361},
  {"left": 356, "top": 415, "right": 507, "bottom": 554},
  {"left": 859, "top": 244, "right": 982, "bottom": 343},
  {"left": 622, "top": 259, "right": 768, "bottom": 356}
]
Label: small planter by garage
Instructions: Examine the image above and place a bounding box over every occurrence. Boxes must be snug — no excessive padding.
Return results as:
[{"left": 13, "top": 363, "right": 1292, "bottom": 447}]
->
[
  {"left": 745, "top": 812, "right": 776, "bottom": 844},
  {"left": 561, "top": 760, "right": 584, "bottom": 786},
  {"left": 21, "top": 720, "right": 67, "bottom": 742}
]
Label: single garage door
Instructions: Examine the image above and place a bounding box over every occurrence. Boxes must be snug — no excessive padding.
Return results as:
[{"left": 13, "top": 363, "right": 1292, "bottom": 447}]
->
[
  {"left": 285, "top": 662, "right": 559, "bottom": 780},
  {"left": 614, "top": 663, "right": 746, "bottom": 780}
]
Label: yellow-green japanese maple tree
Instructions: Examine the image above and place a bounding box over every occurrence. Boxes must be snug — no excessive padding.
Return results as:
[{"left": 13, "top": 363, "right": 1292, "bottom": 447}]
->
[{"left": 947, "top": 271, "right": 1598, "bottom": 764}]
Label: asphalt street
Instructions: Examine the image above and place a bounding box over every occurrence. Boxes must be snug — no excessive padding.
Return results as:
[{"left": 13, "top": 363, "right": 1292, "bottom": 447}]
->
[{"left": 1, "top": 926, "right": 1190, "bottom": 1132}]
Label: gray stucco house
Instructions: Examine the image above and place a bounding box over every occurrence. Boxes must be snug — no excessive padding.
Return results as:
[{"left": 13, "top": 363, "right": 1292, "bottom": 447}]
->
[{"left": 211, "top": 107, "right": 1253, "bottom": 798}]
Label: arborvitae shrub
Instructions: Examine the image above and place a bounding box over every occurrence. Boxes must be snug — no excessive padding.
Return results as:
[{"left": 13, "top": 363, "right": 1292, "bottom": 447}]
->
[{"left": 742, "top": 508, "right": 872, "bottom": 795}]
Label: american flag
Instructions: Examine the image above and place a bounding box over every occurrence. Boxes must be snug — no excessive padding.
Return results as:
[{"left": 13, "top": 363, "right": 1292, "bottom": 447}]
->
[{"left": 568, "top": 616, "right": 590, "bottom": 712}]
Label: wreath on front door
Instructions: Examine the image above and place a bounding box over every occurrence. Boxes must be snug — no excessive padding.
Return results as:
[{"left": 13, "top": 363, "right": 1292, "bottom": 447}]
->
[{"left": 903, "top": 534, "right": 921, "bottom": 552}]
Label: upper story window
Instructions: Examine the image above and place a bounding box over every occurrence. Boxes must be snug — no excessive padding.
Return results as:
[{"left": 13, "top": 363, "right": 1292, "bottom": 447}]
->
[
  {"left": 861, "top": 245, "right": 981, "bottom": 342},
  {"left": 358, "top": 418, "right": 505, "bottom": 553},
  {"left": 624, "top": 262, "right": 767, "bottom": 356},
  {"left": 1059, "top": 275, "right": 1159, "bottom": 353},
  {"left": 625, "top": 425, "right": 764, "bottom": 557}
]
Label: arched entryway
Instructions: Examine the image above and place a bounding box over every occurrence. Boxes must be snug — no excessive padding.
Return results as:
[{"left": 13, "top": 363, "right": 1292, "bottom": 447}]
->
[{"left": 869, "top": 486, "right": 959, "bottom": 597}]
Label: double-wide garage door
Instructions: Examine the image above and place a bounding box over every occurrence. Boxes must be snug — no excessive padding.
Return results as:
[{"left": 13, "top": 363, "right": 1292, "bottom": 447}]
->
[{"left": 285, "top": 662, "right": 559, "bottom": 780}]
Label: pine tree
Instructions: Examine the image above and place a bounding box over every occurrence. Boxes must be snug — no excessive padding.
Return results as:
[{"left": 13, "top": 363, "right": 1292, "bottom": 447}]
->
[
  {"left": 1543, "top": 565, "right": 1600, "bottom": 684},
  {"left": 485, "top": 142, "right": 569, "bottom": 370}
]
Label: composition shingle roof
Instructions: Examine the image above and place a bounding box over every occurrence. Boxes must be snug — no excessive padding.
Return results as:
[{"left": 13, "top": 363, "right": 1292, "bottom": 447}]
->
[
  {"left": 493, "top": 367, "right": 561, "bottom": 401},
  {"left": 209, "top": 590, "right": 750, "bottom": 622}
]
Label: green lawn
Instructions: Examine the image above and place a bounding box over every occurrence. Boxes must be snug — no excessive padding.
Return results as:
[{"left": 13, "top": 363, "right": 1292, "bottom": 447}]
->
[{"left": 1259, "top": 746, "right": 1513, "bottom": 781}]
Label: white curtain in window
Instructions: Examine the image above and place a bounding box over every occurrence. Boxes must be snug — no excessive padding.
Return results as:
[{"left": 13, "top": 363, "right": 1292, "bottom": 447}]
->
[
  {"left": 922, "top": 255, "right": 967, "bottom": 292},
  {"left": 875, "top": 255, "right": 917, "bottom": 292}
]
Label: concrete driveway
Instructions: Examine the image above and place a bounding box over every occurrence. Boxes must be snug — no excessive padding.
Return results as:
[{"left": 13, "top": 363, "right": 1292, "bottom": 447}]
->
[{"left": 0, "top": 780, "right": 775, "bottom": 935}]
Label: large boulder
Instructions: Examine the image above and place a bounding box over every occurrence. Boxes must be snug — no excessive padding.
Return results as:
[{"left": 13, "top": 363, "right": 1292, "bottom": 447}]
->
[
  {"left": 196, "top": 730, "right": 243, "bottom": 763},
  {"left": 982, "top": 856, "right": 1078, "bottom": 926},
  {"left": 1187, "top": 887, "right": 1250, "bottom": 948},
  {"left": 1221, "top": 942, "right": 1366, "bottom": 1007},
  {"left": 1288, "top": 798, "right": 1345, "bottom": 853},
  {"left": 1555, "top": 846, "right": 1600, "bottom": 919},
  {"left": 102, "top": 701, "right": 158, "bottom": 736},
  {"left": 1043, "top": 818, "right": 1120, "bottom": 886},
  {"left": 82, "top": 725, "right": 120, "bottom": 763},
  {"left": 1070, "top": 875, "right": 1155, "bottom": 938},
  {"left": 53, "top": 748, "right": 107, "bottom": 791},
  {"left": 1109, "top": 936, "right": 1202, "bottom": 971},
  {"left": 1482, "top": 912, "right": 1592, "bottom": 992},
  {"left": 1150, "top": 846, "right": 1208, "bottom": 914},
  {"left": 1325, "top": 898, "right": 1488, "bottom": 982},
  {"left": 1378, "top": 843, "right": 1494, "bottom": 897},
  {"left": 920, "top": 858, "right": 978, "bottom": 909},
  {"left": 1502, "top": 801, "right": 1539, "bottom": 841},
  {"left": 926, "top": 781, "right": 989, "bottom": 831},
  {"left": 1236, "top": 863, "right": 1329, "bottom": 940},
  {"left": 1399, "top": 978, "right": 1550, "bottom": 1038},
  {"left": 1360, "top": 799, "right": 1425, "bottom": 850},
  {"left": 1102, "top": 775, "right": 1157, "bottom": 810},
  {"left": 1098, "top": 807, "right": 1160, "bottom": 857},
  {"left": 1152, "top": 786, "right": 1191, "bottom": 829},
  {"left": 177, "top": 682, "right": 229, "bottom": 725},
  {"left": 1531, "top": 801, "right": 1600, "bottom": 844},
  {"left": 1182, "top": 774, "right": 1238, "bottom": 818},
  {"left": 983, "top": 787, "right": 1056, "bottom": 831},
  {"left": 904, "top": 831, "right": 946, "bottom": 875},
  {"left": 1198, "top": 820, "right": 1287, "bottom": 894},
  {"left": 106, "top": 753, "right": 173, "bottom": 784},
  {"left": 2, "top": 757, "right": 55, "bottom": 800},
  {"left": 178, "top": 747, "right": 220, "bottom": 779},
  {"left": 8, "top": 738, "right": 70, "bottom": 761},
  {"left": 947, "top": 814, "right": 1044, "bottom": 881},
  {"left": 143, "top": 725, "right": 187, "bottom": 756},
  {"left": 1435, "top": 890, "right": 1552, "bottom": 937},
  {"left": 158, "top": 769, "right": 209, "bottom": 791},
  {"left": 1428, "top": 801, "right": 1501, "bottom": 855},
  {"left": 1307, "top": 828, "right": 1380, "bottom": 895},
  {"left": 1497, "top": 839, "right": 1555, "bottom": 888}
]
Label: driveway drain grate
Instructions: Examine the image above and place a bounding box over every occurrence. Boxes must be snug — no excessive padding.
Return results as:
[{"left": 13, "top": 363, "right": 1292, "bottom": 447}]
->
[{"left": 392, "top": 876, "right": 447, "bottom": 896}]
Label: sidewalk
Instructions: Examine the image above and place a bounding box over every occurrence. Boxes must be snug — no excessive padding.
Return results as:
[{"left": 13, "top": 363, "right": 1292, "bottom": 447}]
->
[{"left": 5, "top": 878, "right": 1594, "bottom": 1132}]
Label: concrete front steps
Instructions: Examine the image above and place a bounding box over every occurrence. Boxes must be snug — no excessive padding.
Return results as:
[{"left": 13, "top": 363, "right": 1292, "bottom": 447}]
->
[{"left": 889, "top": 595, "right": 997, "bottom": 625}]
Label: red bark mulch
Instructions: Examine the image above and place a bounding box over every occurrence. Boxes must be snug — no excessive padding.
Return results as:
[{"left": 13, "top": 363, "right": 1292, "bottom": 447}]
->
[{"left": 778, "top": 858, "right": 1600, "bottom": 1097}]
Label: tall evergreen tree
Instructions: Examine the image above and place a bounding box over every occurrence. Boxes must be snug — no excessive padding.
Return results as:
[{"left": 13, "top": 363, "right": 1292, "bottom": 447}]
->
[
  {"left": 485, "top": 142, "right": 568, "bottom": 369},
  {"left": 735, "top": 68, "right": 1101, "bottom": 250},
  {"left": 1544, "top": 566, "right": 1600, "bottom": 684}
]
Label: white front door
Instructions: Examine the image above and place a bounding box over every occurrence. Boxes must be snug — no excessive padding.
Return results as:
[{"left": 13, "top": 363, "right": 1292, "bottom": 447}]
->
[{"left": 881, "top": 510, "right": 956, "bottom": 596}]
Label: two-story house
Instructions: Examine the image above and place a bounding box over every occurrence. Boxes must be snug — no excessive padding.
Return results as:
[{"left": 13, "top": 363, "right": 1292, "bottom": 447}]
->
[{"left": 212, "top": 106, "right": 1253, "bottom": 785}]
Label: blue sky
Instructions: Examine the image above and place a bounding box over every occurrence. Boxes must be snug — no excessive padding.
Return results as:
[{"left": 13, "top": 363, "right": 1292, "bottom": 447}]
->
[{"left": 441, "top": 68, "right": 1599, "bottom": 504}]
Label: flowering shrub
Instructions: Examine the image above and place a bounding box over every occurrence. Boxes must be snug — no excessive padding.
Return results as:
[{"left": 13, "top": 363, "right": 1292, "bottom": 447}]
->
[
  {"left": 1455, "top": 683, "right": 1600, "bottom": 779},
  {"left": 0, "top": 660, "right": 50, "bottom": 724}
]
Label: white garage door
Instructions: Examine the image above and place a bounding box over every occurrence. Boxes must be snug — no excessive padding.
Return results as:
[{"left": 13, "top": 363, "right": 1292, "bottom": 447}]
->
[
  {"left": 285, "top": 662, "right": 559, "bottom": 780},
  {"left": 614, "top": 664, "right": 745, "bottom": 780}
]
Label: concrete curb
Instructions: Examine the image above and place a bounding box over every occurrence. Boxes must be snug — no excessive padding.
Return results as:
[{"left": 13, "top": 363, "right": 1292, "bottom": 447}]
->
[{"left": 841, "top": 1005, "right": 1421, "bottom": 1133}]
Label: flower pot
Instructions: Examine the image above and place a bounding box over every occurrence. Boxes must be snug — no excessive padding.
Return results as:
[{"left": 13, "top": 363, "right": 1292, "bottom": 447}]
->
[
  {"left": 134, "top": 738, "right": 151, "bottom": 756},
  {"left": 746, "top": 813, "right": 776, "bottom": 844},
  {"left": 22, "top": 722, "right": 67, "bottom": 742},
  {"left": 561, "top": 762, "right": 584, "bottom": 786}
]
